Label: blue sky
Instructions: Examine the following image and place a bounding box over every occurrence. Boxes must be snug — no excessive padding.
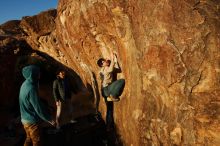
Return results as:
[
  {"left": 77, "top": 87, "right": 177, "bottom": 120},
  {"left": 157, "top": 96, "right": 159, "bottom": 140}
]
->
[{"left": 0, "top": 0, "right": 58, "bottom": 24}]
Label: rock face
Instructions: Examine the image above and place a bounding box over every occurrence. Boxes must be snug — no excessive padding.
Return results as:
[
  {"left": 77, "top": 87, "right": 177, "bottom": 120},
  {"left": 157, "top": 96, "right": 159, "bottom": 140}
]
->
[
  {"left": 54, "top": 0, "right": 220, "bottom": 145},
  {"left": 0, "top": 9, "right": 95, "bottom": 135},
  {"left": 0, "top": 20, "right": 31, "bottom": 108},
  {"left": 1, "top": 0, "right": 220, "bottom": 145}
]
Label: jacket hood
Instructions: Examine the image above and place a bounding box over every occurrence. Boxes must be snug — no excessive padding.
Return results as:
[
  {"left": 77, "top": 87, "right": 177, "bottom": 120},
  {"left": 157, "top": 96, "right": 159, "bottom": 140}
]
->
[{"left": 22, "top": 65, "right": 40, "bottom": 82}]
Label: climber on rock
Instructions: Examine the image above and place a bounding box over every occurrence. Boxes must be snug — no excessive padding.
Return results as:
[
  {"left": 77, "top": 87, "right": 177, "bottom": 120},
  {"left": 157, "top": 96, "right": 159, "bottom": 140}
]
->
[{"left": 97, "top": 51, "right": 125, "bottom": 102}]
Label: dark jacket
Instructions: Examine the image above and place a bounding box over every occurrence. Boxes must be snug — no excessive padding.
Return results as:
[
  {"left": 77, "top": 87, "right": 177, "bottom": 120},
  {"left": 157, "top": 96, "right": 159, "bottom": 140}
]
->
[
  {"left": 53, "top": 77, "right": 71, "bottom": 102},
  {"left": 19, "top": 65, "right": 52, "bottom": 124}
]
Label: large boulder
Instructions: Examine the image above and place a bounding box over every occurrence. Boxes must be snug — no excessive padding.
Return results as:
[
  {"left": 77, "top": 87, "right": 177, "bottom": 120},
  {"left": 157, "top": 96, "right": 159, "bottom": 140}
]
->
[
  {"left": 1, "top": 0, "right": 220, "bottom": 145},
  {"left": 55, "top": 0, "right": 220, "bottom": 145}
]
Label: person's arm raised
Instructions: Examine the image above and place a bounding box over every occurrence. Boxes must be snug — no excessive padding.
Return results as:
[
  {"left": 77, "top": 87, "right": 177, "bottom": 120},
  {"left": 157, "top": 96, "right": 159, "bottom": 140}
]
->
[
  {"left": 113, "top": 52, "right": 120, "bottom": 69},
  {"left": 107, "top": 51, "right": 116, "bottom": 72}
]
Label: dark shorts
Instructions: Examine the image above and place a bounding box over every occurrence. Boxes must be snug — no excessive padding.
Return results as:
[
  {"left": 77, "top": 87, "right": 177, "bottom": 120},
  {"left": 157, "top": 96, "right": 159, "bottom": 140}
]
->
[{"left": 102, "top": 79, "right": 125, "bottom": 98}]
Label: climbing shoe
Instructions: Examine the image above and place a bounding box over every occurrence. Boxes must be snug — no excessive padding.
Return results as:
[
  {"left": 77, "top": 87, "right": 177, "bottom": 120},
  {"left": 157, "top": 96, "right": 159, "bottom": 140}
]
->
[{"left": 107, "top": 95, "right": 120, "bottom": 102}]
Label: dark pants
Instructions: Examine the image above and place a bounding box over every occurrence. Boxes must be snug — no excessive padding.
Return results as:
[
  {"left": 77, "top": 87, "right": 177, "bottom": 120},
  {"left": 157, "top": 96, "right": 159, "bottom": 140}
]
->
[
  {"left": 102, "top": 79, "right": 125, "bottom": 129},
  {"left": 23, "top": 123, "right": 41, "bottom": 146},
  {"left": 102, "top": 79, "right": 125, "bottom": 98},
  {"left": 105, "top": 101, "right": 114, "bottom": 129}
]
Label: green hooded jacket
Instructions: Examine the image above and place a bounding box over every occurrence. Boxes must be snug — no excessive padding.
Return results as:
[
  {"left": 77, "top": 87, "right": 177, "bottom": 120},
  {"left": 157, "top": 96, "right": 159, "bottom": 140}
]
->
[{"left": 19, "top": 65, "right": 52, "bottom": 124}]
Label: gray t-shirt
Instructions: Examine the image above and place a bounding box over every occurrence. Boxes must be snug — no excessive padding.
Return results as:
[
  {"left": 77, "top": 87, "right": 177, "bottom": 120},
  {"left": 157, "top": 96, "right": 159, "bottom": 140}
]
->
[
  {"left": 100, "top": 56, "right": 119, "bottom": 87},
  {"left": 100, "top": 67, "right": 114, "bottom": 87}
]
